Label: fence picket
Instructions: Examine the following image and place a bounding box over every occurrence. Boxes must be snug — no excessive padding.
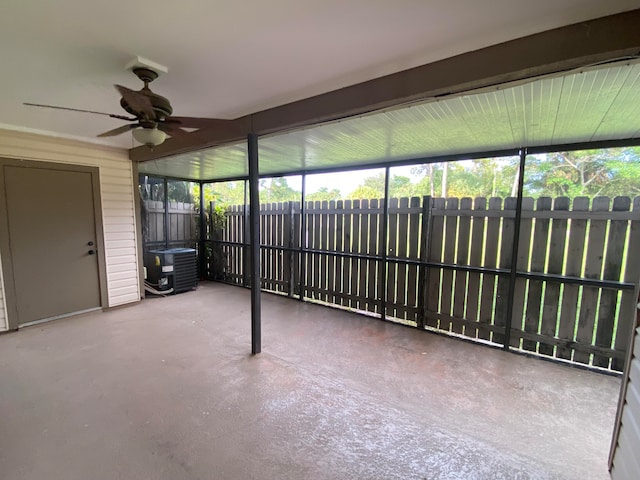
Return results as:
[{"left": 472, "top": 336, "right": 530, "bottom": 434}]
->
[
  {"left": 593, "top": 196, "right": 630, "bottom": 368},
  {"left": 341, "top": 200, "right": 352, "bottom": 308},
  {"left": 243, "top": 202, "right": 250, "bottom": 287},
  {"left": 439, "top": 198, "right": 459, "bottom": 332},
  {"left": 227, "top": 206, "right": 234, "bottom": 282},
  {"left": 312, "top": 201, "right": 322, "bottom": 301},
  {"left": 264, "top": 204, "right": 271, "bottom": 287},
  {"left": 335, "top": 200, "right": 345, "bottom": 305},
  {"left": 284, "top": 202, "right": 293, "bottom": 296},
  {"left": 538, "top": 197, "right": 570, "bottom": 356},
  {"left": 268, "top": 203, "right": 275, "bottom": 291},
  {"left": 275, "top": 202, "right": 282, "bottom": 292},
  {"left": 387, "top": 198, "right": 399, "bottom": 318},
  {"left": 511, "top": 197, "right": 534, "bottom": 347},
  {"left": 452, "top": 198, "right": 471, "bottom": 334},
  {"left": 573, "top": 197, "right": 609, "bottom": 365},
  {"left": 557, "top": 197, "right": 589, "bottom": 359},
  {"left": 522, "top": 197, "right": 551, "bottom": 352},
  {"left": 358, "top": 199, "right": 370, "bottom": 311},
  {"left": 493, "top": 197, "right": 516, "bottom": 346},
  {"left": 327, "top": 200, "right": 337, "bottom": 303},
  {"left": 478, "top": 198, "right": 502, "bottom": 342},
  {"left": 396, "top": 197, "right": 410, "bottom": 320},
  {"left": 406, "top": 197, "right": 421, "bottom": 324},
  {"left": 465, "top": 198, "right": 486, "bottom": 338},
  {"left": 292, "top": 201, "right": 300, "bottom": 296},
  {"left": 368, "top": 199, "right": 380, "bottom": 314},
  {"left": 426, "top": 198, "right": 445, "bottom": 329}
]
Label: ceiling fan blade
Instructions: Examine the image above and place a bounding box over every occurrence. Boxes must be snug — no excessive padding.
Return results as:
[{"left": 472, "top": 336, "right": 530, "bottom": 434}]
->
[
  {"left": 23, "top": 102, "right": 135, "bottom": 121},
  {"left": 115, "top": 85, "right": 156, "bottom": 120},
  {"left": 158, "top": 122, "right": 189, "bottom": 138},
  {"left": 164, "top": 116, "right": 236, "bottom": 129},
  {"left": 97, "top": 123, "right": 137, "bottom": 137}
]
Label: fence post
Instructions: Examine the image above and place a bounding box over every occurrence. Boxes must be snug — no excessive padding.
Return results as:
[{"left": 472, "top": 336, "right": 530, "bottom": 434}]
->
[{"left": 417, "top": 195, "right": 432, "bottom": 328}]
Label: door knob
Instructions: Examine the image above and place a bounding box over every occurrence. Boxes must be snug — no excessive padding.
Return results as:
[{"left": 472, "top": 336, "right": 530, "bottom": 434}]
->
[{"left": 88, "top": 250, "right": 96, "bottom": 255}]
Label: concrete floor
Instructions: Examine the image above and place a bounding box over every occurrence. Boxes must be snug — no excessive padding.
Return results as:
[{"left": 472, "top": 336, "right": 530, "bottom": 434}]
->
[{"left": 0, "top": 282, "right": 620, "bottom": 480}]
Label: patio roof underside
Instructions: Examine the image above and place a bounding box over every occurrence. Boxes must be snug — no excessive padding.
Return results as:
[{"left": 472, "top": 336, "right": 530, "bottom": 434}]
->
[{"left": 138, "top": 60, "right": 640, "bottom": 182}]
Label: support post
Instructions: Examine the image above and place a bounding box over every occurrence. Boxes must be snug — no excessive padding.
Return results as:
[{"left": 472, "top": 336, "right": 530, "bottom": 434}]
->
[
  {"left": 503, "top": 148, "right": 527, "bottom": 350},
  {"left": 379, "top": 167, "right": 391, "bottom": 320},
  {"left": 417, "top": 195, "right": 433, "bottom": 328},
  {"left": 248, "top": 133, "right": 261, "bottom": 354}
]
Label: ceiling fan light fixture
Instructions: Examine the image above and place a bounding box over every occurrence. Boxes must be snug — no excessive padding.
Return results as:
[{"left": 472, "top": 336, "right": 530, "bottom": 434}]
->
[{"left": 132, "top": 127, "right": 166, "bottom": 147}]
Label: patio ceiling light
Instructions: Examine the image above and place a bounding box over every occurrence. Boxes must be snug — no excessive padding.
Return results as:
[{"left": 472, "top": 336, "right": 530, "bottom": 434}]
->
[{"left": 133, "top": 127, "right": 167, "bottom": 148}]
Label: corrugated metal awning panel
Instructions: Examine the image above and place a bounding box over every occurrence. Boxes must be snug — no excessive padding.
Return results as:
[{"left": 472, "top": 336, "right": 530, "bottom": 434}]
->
[
  {"left": 140, "top": 61, "right": 640, "bottom": 181},
  {"left": 139, "top": 142, "right": 248, "bottom": 180}
]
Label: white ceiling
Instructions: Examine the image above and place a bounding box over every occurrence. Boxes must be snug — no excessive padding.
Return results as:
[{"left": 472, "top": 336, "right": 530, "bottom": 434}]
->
[{"left": 1, "top": 0, "right": 637, "bottom": 149}]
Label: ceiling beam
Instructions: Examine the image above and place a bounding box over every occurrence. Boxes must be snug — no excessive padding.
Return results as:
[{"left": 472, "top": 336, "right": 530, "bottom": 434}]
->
[{"left": 131, "top": 8, "right": 640, "bottom": 163}]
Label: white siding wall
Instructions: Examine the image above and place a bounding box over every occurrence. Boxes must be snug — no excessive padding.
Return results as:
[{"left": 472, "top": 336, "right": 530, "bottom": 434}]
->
[
  {"left": 0, "top": 129, "right": 141, "bottom": 330},
  {"left": 611, "top": 326, "right": 640, "bottom": 479}
]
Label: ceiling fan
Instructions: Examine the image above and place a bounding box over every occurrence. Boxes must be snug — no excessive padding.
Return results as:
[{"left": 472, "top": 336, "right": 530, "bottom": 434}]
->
[{"left": 24, "top": 67, "right": 233, "bottom": 148}]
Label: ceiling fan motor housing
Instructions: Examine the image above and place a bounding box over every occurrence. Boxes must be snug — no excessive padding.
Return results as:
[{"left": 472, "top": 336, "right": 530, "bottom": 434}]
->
[
  {"left": 120, "top": 67, "right": 173, "bottom": 119},
  {"left": 120, "top": 94, "right": 173, "bottom": 120}
]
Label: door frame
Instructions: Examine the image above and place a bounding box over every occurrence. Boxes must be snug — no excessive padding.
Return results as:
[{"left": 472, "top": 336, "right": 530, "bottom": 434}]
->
[
  {"left": 0, "top": 158, "right": 108, "bottom": 330},
  {"left": 609, "top": 288, "right": 640, "bottom": 469}
]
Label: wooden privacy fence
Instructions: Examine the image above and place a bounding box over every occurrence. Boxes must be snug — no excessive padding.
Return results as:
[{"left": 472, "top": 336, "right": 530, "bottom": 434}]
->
[
  {"left": 209, "top": 196, "right": 640, "bottom": 372},
  {"left": 141, "top": 200, "right": 198, "bottom": 251}
]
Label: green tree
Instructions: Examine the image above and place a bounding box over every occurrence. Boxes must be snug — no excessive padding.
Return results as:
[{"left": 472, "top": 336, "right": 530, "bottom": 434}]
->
[
  {"left": 347, "top": 173, "right": 417, "bottom": 200},
  {"left": 524, "top": 148, "right": 640, "bottom": 198},
  {"left": 197, "top": 181, "right": 246, "bottom": 208},
  {"left": 411, "top": 163, "right": 444, "bottom": 197},
  {"left": 259, "top": 178, "right": 300, "bottom": 203},
  {"left": 447, "top": 159, "right": 518, "bottom": 198},
  {"left": 167, "top": 180, "right": 194, "bottom": 203},
  {"left": 306, "top": 187, "right": 342, "bottom": 202}
]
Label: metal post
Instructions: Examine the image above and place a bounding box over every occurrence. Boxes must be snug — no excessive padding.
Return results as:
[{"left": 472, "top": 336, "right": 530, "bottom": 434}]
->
[
  {"left": 198, "top": 181, "right": 206, "bottom": 279},
  {"left": 503, "top": 148, "right": 527, "bottom": 350},
  {"left": 379, "top": 167, "right": 391, "bottom": 320},
  {"left": 298, "top": 174, "right": 306, "bottom": 301},
  {"left": 248, "top": 133, "right": 261, "bottom": 355},
  {"left": 417, "top": 195, "right": 432, "bottom": 328}
]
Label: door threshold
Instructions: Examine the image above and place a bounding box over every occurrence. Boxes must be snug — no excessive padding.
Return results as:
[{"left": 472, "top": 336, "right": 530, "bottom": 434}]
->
[{"left": 19, "top": 307, "right": 102, "bottom": 328}]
